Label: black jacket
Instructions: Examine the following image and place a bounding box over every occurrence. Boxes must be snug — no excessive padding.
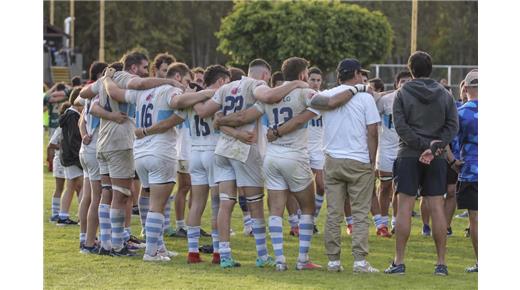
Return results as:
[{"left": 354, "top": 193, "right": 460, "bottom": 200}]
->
[
  {"left": 393, "top": 78, "right": 459, "bottom": 158},
  {"left": 59, "top": 107, "right": 82, "bottom": 169}
]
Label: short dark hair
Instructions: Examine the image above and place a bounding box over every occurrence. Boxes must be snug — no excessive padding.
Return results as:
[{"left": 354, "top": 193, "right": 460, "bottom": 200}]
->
[
  {"left": 228, "top": 67, "right": 246, "bottom": 81},
  {"left": 204, "top": 65, "right": 230, "bottom": 87},
  {"left": 167, "top": 62, "right": 192, "bottom": 79},
  {"left": 395, "top": 70, "right": 412, "bottom": 87},
  {"left": 89, "top": 61, "right": 108, "bottom": 81},
  {"left": 308, "top": 67, "right": 322, "bottom": 76},
  {"left": 361, "top": 71, "right": 369, "bottom": 78},
  {"left": 192, "top": 67, "right": 205, "bottom": 75},
  {"left": 71, "top": 76, "right": 81, "bottom": 87},
  {"left": 408, "top": 51, "right": 432, "bottom": 78},
  {"left": 368, "top": 78, "right": 384, "bottom": 92},
  {"left": 281, "top": 57, "right": 309, "bottom": 81},
  {"left": 69, "top": 87, "right": 81, "bottom": 105},
  {"left": 122, "top": 51, "right": 149, "bottom": 71},
  {"left": 108, "top": 62, "right": 123, "bottom": 72},
  {"left": 56, "top": 83, "right": 66, "bottom": 91},
  {"left": 270, "top": 71, "right": 284, "bottom": 87},
  {"left": 152, "top": 53, "right": 176, "bottom": 76},
  {"left": 248, "top": 58, "right": 271, "bottom": 73}
]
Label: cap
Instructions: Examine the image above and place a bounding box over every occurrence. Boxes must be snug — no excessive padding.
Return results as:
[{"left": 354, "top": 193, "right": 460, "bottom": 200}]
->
[
  {"left": 464, "top": 70, "right": 478, "bottom": 87},
  {"left": 337, "top": 58, "right": 370, "bottom": 74}
]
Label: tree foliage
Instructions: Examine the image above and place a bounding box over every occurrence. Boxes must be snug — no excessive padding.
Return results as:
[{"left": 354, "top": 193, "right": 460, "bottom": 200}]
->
[{"left": 217, "top": 0, "right": 393, "bottom": 71}]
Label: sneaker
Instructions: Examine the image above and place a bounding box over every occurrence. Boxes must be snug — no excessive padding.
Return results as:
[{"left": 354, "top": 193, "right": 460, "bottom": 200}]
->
[
  {"left": 131, "top": 205, "right": 140, "bottom": 216},
  {"left": 376, "top": 226, "right": 392, "bottom": 238},
  {"left": 384, "top": 262, "right": 405, "bottom": 275},
  {"left": 346, "top": 224, "right": 353, "bottom": 235},
  {"left": 49, "top": 214, "right": 59, "bottom": 222},
  {"left": 353, "top": 261, "right": 379, "bottom": 273},
  {"left": 220, "top": 257, "right": 241, "bottom": 268},
  {"left": 158, "top": 249, "right": 178, "bottom": 258},
  {"left": 127, "top": 241, "right": 142, "bottom": 251},
  {"left": 464, "top": 227, "right": 471, "bottom": 238},
  {"left": 212, "top": 252, "right": 221, "bottom": 264},
  {"left": 98, "top": 246, "right": 112, "bottom": 256},
  {"left": 275, "top": 262, "right": 288, "bottom": 272},
  {"left": 129, "top": 235, "right": 145, "bottom": 244},
  {"left": 200, "top": 228, "right": 211, "bottom": 237},
  {"left": 456, "top": 211, "right": 469, "bottom": 218},
  {"left": 327, "top": 261, "right": 344, "bottom": 272},
  {"left": 256, "top": 256, "right": 276, "bottom": 268},
  {"left": 199, "top": 244, "right": 213, "bottom": 254},
  {"left": 243, "top": 225, "right": 253, "bottom": 236},
  {"left": 173, "top": 227, "right": 187, "bottom": 238},
  {"left": 422, "top": 224, "right": 431, "bottom": 237},
  {"left": 187, "top": 252, "right": 203, "bottom": 264},
  {"left": 112, "top": 245, "right": 137, "bottom": 257},
  {"left": 143, "top": 253, "right": 170, "bottom": 262},
  {"left": 465, "top": 263, "right": 478, "bottom": 273},
  {"left": 165, "top": 226, "right": 176, "bottom": 237},
  {"left": 80, "top": 245, "right": 99, "bottom": 254},
  {"left": 289, "top": 226, "right": 300, "bottom": 237},
  {"left": 434, "top": 264, "right": 448, "bottom": 276},
  {"left": 56, "top": 217, "right": 78, "bottom": 226},
  {"left": 313, "top": 224, "right": 319, "bottom": 235},
  {"left": 296, "top": 260, "right": 322, "bottom": 270},
  {"left": 447, "top": 227, "right": 453, "bottom": 237}
]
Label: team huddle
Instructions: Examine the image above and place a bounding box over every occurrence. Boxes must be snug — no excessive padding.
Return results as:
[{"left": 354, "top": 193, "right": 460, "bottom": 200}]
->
[{"left": 45, "top": 50, "right": 478, "bottom": 275}]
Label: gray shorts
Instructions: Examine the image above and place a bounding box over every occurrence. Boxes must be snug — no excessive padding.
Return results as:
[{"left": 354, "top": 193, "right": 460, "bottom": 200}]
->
[
  {"left": 97, "top": 149, "right": 135, "bottom": 179},
  {"left": 214, "top": 145, "right": 264, "bottom": 188}
]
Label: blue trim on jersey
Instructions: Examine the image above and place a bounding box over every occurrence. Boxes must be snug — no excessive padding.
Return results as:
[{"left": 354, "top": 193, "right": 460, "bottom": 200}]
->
[
  {"left": 90, "top": 116, "right": 100, "bottom": 130},
  {"left": 261, "top": 114, "right": 269, "bottom": 127},
  {"left": 135, "top": 111, "right": 141, "bottom": 128},
  {"left": 157, "top": 110, "right": 174, "bottom": 121},
  {"left": 119, "top": 103, "right": 136, "bottom": 118}
]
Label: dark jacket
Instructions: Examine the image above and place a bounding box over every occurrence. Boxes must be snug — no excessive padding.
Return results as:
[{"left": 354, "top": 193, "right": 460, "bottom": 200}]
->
[
  {"left": 59, "top": 107, "right": 82, "bottom": 169},
  {"left": 393, "top": 78, "right": 459, "bottom": 158}
]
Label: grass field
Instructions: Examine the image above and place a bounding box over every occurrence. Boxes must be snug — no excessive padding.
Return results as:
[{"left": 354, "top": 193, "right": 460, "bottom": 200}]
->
[{"left": 43, "top": 135, "right": 477, "bottom": 289}]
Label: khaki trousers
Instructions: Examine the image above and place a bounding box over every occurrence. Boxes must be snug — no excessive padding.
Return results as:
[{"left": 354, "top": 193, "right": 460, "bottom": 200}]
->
[{"left": 324, "top": 155, "right": 374, "bottom": 261}]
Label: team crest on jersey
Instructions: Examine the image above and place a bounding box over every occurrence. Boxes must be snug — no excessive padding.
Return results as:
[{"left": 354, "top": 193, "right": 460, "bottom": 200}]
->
[
  {"left": 306, "top": 92, "right": 316, "bottom": 99},
  {"left": 145, "top": 94, "right": 153, "bottom": 102},
  {"left": 231, "top": 87, "right": 239, "bottom": 95}
]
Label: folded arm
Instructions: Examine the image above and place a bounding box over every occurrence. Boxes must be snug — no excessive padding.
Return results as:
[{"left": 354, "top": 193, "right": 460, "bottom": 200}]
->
[
  {"left": 135, "top": 114, "right": 184, "bottom": 139},
  {"left": 215, "top": 106, "right": 263, "bottom": 128},
  {"left": 310, "top": 86, "right": 358, "bottom": 110}
]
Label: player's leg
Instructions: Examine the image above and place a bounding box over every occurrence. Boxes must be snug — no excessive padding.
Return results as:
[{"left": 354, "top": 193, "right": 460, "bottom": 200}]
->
[
  {"left": 457, "top": 181, "right": 478, "bottom": 272},
  {"left": 50, "top": 177, "right": 65, "bottom": 221},
  {"left": 377, "top": 171, "right": 393, "bottom": 237},
  {"left": 138, "top": 188, "right": 150, "bottom": 237},
  {"left": 58, "top": 167, "right": 82, "bottom": 225},
  {"left": 468, "top": 210, "right": 478, "bottom": 270},
  {"left": 238, "top": 193, "right": 252, "bottom": 236},
  {"left": 286, "top": 194, "right": 300, "bottom": 236},
  {"left": 84, "top": 178, "right": 101, "bottom": 250},
  {"left": 217, "top": 180, "right": 237, "bottom": 266},
  {"left": 79, "top": 176, "right": 91, "bottom": 248},
  {"left": 144, "top": 182, "right": 174, "bottom": 261},
  {"left": 420, "top": 197, "right": 431, "bottom": 236},
  {"left": 445, "top": 164, "right": 458, "bottom": 235},
  {"left": 97, "top": 153, "right": 113, "bottom": 254},
  {"left": 393, "top": 193, "right": 415, "bottom": 264},
  {"left": 312, "top": 168, "right": 325, "bottom": 234},
  {"left": 424, "top": 196, "right": 447, "bottom": 266},
  {"left": 186, "top": 184, "right": 209, "bottom": 263},
  {"left": 210, "top": 186, "right": 220, "bottom": 264},
  {"left": 267, "top": 189, "right": 288, "bottom": 270},
  {"left": 174, "top": 163, "right": 191, "bottom": 237},
  {"left": 370, "top": 185, "right": 383, "bottom": 235}
]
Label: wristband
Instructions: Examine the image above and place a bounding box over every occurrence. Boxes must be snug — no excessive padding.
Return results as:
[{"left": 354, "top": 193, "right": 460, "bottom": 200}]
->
[{"left": 354, "top": 84, "right": 367, "bottom": 93}]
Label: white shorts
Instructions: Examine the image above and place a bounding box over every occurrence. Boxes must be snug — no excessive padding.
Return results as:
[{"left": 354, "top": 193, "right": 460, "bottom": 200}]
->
[
  {"left": 309, "top": 149, "right": 325, "bottom": 170},
  {"left": 80, "top": 152, "right": 101, "bottom": 181},
  {"left": 135, "top": 156, "right": 176, "bottom": 189},
  {"left": 52, "top": 155, "right": 65, "bottom": 179},
  {"left": 263, "top": 154, "right": 313, "bottom": 192},
  {"left": 97, "top": 149, "right": 135, "bottom": 179},
  {"left": 376, "top": 149, "right": 397, "bottom": 173},
  {"left": 64, "top": 165, "right": 83, "bottom": 180},
  {"left": 214, "top": 145, "right": 264, "bottom": 188},
  {"left": 190, "top": 150, "right": 216, "bottom": 187}
]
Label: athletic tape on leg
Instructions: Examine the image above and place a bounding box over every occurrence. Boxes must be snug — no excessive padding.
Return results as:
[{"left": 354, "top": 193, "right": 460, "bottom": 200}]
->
[
  {"left": 378, "top": 176, "right": 393, "bottom": 182},
  {"left": 246, "top": 193, "right": 264, "bottom": 203},
  {"left": 112, "top": 185, "right": 131, "bottom": 196},
  {"left": 219, "top": 193, "right": 237, "bottom": 202}
]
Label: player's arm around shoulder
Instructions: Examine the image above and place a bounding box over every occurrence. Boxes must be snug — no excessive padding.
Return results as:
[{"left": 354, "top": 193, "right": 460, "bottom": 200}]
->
[
  {"left": 104, "top": 76, "right": 127, "bottom": 103},
  {"left": 253, "top": 80, "right": 309, "bottom": 104}
]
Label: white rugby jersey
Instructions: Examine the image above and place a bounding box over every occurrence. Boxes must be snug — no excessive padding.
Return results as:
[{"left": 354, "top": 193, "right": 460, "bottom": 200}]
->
[
  {"left": 125, "top": 85, "right": 181, "bottom": 160},
  {"left": 79, "top": 96, "right": 100, "bottom": 154},
  {"left": 376, "top": 91, "right": 399, "bottom": 153},
  {"left": 254, "top": 86, "right": 318, "bottom": 158},
  {"left": 176, "top": 118, "right": 192, "bottom": 160},
  {"left": 175, "top": 108, "right": 219, "bottom": 151}
]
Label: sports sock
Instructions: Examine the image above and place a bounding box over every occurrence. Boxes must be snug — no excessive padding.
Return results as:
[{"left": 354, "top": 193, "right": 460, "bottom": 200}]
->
[
  {"left": 79, "top": 232, "right": 86, "bottom": 246},
  {"left": 381, "top": 215, "right": 389, "bottom": 227},
  {"left": 176, "top": 219, "right": 186, "bottom": 231},
  {"left": 145, "top": 212, "right": 164, "bottom": 256},
  {"left": 59, "top": 211, "right": 69, "bottom": 220},
  {"left": 211, "top": 229, "right": 219, "bottom": 253},
  {"left": 164, "top": 195, "right": 173, "bottom": 230},
  {"left": 98, "top": 204, "right": 112, "bottom": 250},
  {"left": 298, "top": 215, "right": 314, "bottom": 262},
  {"left": 243, "top": 213, "right": 253, "bottom": 229},
  {"left": 314, "top": 194, "right": 324, "bottom": 221},
  {"left": 110, "top": 208, "right": 125, "bottom": 251},
  {"left": 372, "top": 214, "right": 383, "bottom": 229},
  {"left": 252, "top": 218, "right": 268, "bottom": 260},
  {"left": 268, "top": 215, "right": 285, "bottom": 263},
  {"left": 345, "top": 216, "right": 353, "bottom": 226},
  {"left": 219, "top": 241, "right": 231, "bottom": 260},
  {"left": 391, "top": 216, "right": 396, "bottom": 229},
  {"left": 138, "top": 195, "right": 149, "bottom": 230},
  {"left": 288, "top": 214, "right": 299, "bottom": 228},
  {"left": 124, "top": 227, "right": 131, "bottom": 242},
  {"left": 52, "top": 197, "right": 60, "bottom": 217},
  {"left": 187, "top": 226, "right": 201, "bottom": 253}
]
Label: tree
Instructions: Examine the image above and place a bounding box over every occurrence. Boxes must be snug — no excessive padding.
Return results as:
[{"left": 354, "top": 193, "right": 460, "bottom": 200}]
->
[{"left": 217, "top": 0, "right": 393, "bottom": 71}]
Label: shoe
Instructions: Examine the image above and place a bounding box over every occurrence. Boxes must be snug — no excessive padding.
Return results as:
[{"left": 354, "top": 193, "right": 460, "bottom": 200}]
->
[
  {"left": 313, "top": 224, "right": 319, "bottom": 235},
  {"left": 158, "top": 249, "right": 178, "bottom": 258},
  {"left": 200, "top": 228, "right": 211, "bottom": 237},
  {"left": 132, "top": 205, "right": 140, "bottom": 216},
  {"left": 243, "top": 225, "right": 253, "bottom": 236},
  {"left": 465, "top": 263, "right": 478, "bottom": 273},
  {"left": 212, "top": 253, "right": 221, "bottom": 264},
  {"left": 143, "top": 253, "right": 170, "bottom": 262},
  {"left": 275, "top": 262, "right": 288, "bottom": 272},
  {"left": 187, "top": 252, "right": 203, "bottom": 263},
  {"left": 447, "top": 227, "right": 453, "bottom": 237},
  {"left": 456, "top": 211, "right": 469, "bottom": 218},
  {"left": 127, "top": 241, "right": 143, "bottom": 251},
  {"left": 296, "top": 260, "right": 322, "bottom": 270},
  {"left": 173, "top": 228, "right": 187, "bottom": 238},
  {"left": 376, "top": 226, "right": 392, "bottom": 238},
  {"left": 56, "top": 217, "right": 78, "bottom": 226},
  {"left": 346, "top": 224, "right": 353, "bottom": 235},
  {"left": 129, "top": 235, "right": 145, "bottom": 244},
  {"left": 384, "top": 262, "right": 405, "bottom": 275},
  {"left": 220, "top": 257, "right": 241, "bottom": 268},
  {"left": 98, "top": 246, "right": 112, "bottom": 256},
  {"left": 434, "top": 264, "right": 448, "bottom": 276},
  {"left": 165, "top": 226, "right": 176, "bottom": 237},
  {"left": 289, "top": 226, "right": 300, "bottom": 237},
  {"left": 112, "top": 245, "right": 137, "bottom": 257},
  {"left": 49, "top": 214, "right": 59, "bottom": 222},
  {"left": 353, "top": 261, "right": 379, "bottom": 273},
  {"left": 199, "top": 244, "right": 213, "bottom": 254},
  {"left": 327, "top": 261, "right": 344, "bottom": 272},
  {"left": 464, "top": 227, "right": 471, "bottom": 238},
  {"left": 80, "top": 245, "right": 99, "bottom": 254},
  {"left": 422, "top": 224, "right": 431, "bottom": 237},
  {"left": 256, "top": 256, "right": 276, "bottom": 268}
]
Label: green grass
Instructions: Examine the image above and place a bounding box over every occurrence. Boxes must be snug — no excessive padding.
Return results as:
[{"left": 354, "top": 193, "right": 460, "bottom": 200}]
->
[{"left": 43, "top": 134, "right": 477, "bottom": 289}]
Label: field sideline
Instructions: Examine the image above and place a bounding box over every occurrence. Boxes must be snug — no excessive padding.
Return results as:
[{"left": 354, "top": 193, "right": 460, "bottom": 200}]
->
[{"left": 43, "top": 135, "right": 477, "bottom": 289}]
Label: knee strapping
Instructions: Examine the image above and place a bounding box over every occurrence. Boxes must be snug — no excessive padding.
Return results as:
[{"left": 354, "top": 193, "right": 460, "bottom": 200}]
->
[
  {"left": 246, "top": 193, "right": 264, "bottom": 203},
  {"left": 112, "top": 185, "right": 131, "bottom": 196},
  {"left": 219, "top": 193, "right": 237, "bottom": 202},
  {"left": 378, "top": 176, "right": 393, "bottom": 182},
  {"left": 101, "top": 184, "right": 112, "bottom": 191}
]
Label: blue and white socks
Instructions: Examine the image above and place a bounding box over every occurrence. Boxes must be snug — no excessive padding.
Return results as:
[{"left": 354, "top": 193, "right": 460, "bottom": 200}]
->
[
  {"left": 110, "top": 208, "right": 125, "bottom": 251},
  {"left": 298, "top": 214, "right": 314, "bottom": 262},
  {"left": 269, "top": 216, "right": 285, "bottom": 263},
  {"left": 314, "top": 194, "right": 324, "bottom": 221},
  {"left": 288, "top": 214, "right": 299, "bottom": 228},
  {"left": 345, "top": 216, "right": 353, "bottom": 226},
  {"left": 98, "top": 204, "right": 111, "bottom": 250},
  {"left": 138, "top": 195, "right": 149, "bottom": 230},
  {"left": 51, "top": 197, "right": 60, "bottom": 217},
  {"left": 79, "top": 232, "right": 86, "bottom": 246},
  {"left": 381, "top": 215, "right": 389, "bottom": 228},
  {"left": 252, "top": 218, "right": 268, "bottom": 261},
  {"left": 211, "top": 229, "right": 219, "bottom": 254},
  {"left": 164, "top": 195, "right": 173, "bottom": 230},
  {"left": 219, "top": 241, "right": 231, "bottom": 260},
  {"left": 145, "top": 212, "right": 164, "bottom": 256},
  {"left": 176, "top": 219, "right": 186, "bottom": 231},
  {"left": 187, "top": 226, "right": 201, "bottom": 253},
  {"left": 372, "top": 214, "right": 383, "bottom": 229}
]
